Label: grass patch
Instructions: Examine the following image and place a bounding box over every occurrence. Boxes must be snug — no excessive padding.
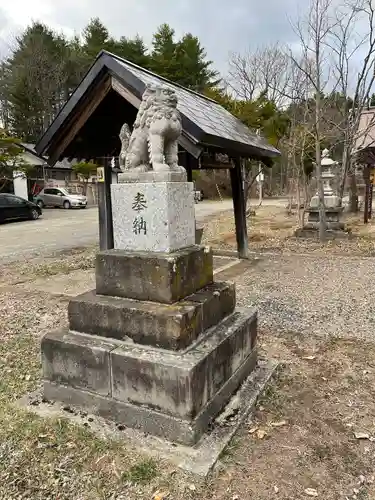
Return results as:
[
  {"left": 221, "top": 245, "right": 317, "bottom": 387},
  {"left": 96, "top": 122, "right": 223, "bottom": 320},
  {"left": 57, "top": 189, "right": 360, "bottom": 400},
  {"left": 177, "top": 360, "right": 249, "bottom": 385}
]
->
[
  {"left": 123, "top": 459, "right": 159, "bottom": 484},
  {"left": 0, "top": 334, "right": 40, "bottom": 403}
]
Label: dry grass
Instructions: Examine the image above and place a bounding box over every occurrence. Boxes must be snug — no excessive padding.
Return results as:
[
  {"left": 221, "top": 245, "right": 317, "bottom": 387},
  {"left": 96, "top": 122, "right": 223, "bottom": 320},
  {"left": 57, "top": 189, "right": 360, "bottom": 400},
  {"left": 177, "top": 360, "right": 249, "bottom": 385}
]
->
[
  {"left": 0, "top": 245, "right": 97, "bottom": 287},
  {"left": 1, "top": 293, "right": 375, "bottom": 498},
  {"left": 204, "top": 205, "right": 375, "bottom": 256},
  {"left": 1, "top": 209, "right": 375, "bottom": 498},
  {"left": 205, "top": 333, "right": 375, "bottom": 499}
]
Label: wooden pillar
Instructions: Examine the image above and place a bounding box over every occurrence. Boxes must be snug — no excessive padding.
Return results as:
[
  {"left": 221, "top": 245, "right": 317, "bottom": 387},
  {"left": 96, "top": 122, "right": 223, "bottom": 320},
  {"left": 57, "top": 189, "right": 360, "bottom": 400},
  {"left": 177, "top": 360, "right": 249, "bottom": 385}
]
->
[
  {"left": 186, "top": 153, "right": 193, "bottom": 183},
  {"left": 364, "top": 165, "right": 371, "bottom": 224},
  {"left": 230, "top": 159, "right": 249, "bottom": 259},
  {"left": 97, "top": 158, "right": 114, "bottom": 250},
  {"left": 369, "top": 185, "right": 373, "bottom": 220}
]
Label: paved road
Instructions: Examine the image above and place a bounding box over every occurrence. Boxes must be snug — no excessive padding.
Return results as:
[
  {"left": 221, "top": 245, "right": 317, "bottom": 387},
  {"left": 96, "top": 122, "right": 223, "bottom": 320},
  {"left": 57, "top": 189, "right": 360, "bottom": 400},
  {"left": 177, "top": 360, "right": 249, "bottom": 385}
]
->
[{"left": 0, "top": 200, "right": 234, "bottom": 264}]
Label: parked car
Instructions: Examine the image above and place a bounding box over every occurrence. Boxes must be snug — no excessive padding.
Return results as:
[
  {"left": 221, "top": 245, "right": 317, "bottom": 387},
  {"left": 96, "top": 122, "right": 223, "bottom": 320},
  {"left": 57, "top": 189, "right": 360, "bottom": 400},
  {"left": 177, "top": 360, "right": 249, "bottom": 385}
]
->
[
  {"left": 194, "top": 190, "right": 204, "bottom": 203},
  {"left": 0, "top": 193, "right": 42, "bottom": 223},
  {"left": 35, "top": 187, "right": 87, "bottom": 209}
]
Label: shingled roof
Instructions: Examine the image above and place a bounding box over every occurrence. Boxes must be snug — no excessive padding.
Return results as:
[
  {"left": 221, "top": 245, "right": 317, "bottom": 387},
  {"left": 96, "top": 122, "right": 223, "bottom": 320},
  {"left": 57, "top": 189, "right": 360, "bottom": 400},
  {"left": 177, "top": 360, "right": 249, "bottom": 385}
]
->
[{"left": 35, "top": 50, "right": 280, "bottom": 163}]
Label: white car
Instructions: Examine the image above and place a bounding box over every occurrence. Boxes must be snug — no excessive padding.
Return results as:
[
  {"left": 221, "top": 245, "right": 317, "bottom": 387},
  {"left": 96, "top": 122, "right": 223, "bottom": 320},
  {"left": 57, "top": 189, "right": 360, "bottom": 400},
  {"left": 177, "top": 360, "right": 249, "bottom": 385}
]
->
[{"left": 35, "top": 187, "right": 87, "bottom": 209}]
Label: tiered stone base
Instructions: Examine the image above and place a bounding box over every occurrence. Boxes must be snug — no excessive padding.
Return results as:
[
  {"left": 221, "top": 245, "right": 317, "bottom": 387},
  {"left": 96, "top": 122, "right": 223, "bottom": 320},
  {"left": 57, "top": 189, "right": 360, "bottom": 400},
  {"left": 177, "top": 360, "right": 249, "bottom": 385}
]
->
[
  {"left": 295, "top": 207, "right": 350, "bottom": 239},
  {"left": 41, "top": 179, "right": 260, "bottom": 446},
  {"left": 42, "top": 308, "right": 257, "bottom": 445}
]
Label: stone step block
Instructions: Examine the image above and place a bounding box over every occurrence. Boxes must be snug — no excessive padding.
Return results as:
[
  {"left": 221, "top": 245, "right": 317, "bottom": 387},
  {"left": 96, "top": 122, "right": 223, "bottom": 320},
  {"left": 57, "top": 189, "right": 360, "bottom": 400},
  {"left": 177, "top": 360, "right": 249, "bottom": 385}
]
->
[
  {"left": 68, "top": 282, "right": 235, "bottom": 351},
  {"left": 110, "top": 309, "right": 257, "bottom": 421},
  {"left": 41, "top": 307, "right": 257, "bottom": 445},
  {"left": 41, "top": 330, "right": 118, "bottom": 397},
  {"left": 43, "top": 347, "right": 257, "bottom": 446},
  {"left": 96, "top": 245, "right": 213, "bottom": 303}
]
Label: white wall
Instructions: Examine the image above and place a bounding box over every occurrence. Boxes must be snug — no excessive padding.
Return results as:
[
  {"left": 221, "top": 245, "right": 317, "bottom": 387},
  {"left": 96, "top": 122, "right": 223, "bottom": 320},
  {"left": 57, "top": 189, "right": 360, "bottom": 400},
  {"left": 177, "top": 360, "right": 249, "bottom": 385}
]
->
[
  {"left": 21, "top": 150, "right": 46, "bottom": 166},
  {"left": 13, "top": 171, "right": 28, "bottom": 200}
]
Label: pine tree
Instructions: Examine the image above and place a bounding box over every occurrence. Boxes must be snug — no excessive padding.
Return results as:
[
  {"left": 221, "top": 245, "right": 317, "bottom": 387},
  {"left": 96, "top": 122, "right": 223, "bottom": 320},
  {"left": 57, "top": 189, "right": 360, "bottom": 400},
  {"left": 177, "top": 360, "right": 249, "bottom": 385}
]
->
[
  {"left": 82, "top": 18, "right": 117, "bottom": 61},
  {"left": 150, "top": 24, "right": 179, "bottom": 80},
  {"left": 174, "top": 34, "right": 219, "bottom": 91},
  {"left": 150, "top": 24, "right": 219, "bottom": 91},
  {"left": 115, "top": 35, "right": 151, "bottom": 68},
  {"left": 5, "top": 22, "right": 70, "bottom": 141}
]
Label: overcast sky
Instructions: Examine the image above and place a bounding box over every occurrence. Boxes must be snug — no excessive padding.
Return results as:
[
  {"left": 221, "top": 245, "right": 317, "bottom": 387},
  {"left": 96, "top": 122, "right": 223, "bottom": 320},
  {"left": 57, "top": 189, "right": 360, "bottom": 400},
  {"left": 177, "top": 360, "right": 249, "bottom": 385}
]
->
[{"left": 0, "top": 0, "right": 303, "bottom": 74}]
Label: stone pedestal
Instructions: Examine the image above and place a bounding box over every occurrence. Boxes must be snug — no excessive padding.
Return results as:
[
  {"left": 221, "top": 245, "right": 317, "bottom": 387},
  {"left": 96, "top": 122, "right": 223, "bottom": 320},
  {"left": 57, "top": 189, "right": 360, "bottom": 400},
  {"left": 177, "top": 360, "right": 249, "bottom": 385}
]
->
[
  {"left": 41, "top": 174, "right": 261, "bottom": 446},
  {"left": 306, "top": 207, "right": 345, "bottom": 231},
  {"left": 295, "top": 206, "right": 349, "bottom": 239},
  {"left": 296, "top": 149, "right": 349, "bottom": 238},
  {"left": 111, "top": 180, "right": 195, "bottom": 253}
]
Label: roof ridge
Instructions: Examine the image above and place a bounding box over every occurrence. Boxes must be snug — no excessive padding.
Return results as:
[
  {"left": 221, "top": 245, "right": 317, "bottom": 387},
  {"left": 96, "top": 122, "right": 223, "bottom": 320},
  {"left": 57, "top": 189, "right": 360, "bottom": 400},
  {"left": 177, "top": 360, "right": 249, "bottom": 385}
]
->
[{"left": 99, "top": 49, "right": 219, "bottom": 105}]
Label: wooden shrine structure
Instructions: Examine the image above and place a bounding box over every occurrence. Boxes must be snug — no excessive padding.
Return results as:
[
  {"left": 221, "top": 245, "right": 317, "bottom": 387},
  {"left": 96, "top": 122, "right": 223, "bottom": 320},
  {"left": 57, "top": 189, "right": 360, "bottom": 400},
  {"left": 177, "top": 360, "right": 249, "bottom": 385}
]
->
[{"left": 35, "top": 50, "right": 280, "bottom": 258}]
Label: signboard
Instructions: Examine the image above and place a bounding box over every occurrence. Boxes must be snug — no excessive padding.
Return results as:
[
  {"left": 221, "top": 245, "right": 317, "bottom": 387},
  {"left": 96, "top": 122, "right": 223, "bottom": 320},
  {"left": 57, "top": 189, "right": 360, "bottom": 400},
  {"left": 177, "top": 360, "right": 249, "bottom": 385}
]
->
[
  {"left": 97, "top": 167, "right": 105, "bottom": 183},
  {"left": 256, "top": 172, "right": 264, "bottom": 183}
]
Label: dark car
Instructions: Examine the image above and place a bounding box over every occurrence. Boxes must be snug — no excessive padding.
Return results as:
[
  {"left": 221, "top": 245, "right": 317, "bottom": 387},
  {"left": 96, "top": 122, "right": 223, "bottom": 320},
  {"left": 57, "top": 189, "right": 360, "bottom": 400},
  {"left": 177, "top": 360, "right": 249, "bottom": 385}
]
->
[{"left": 0, "top": 193, "right": 42, "bottom": 223}]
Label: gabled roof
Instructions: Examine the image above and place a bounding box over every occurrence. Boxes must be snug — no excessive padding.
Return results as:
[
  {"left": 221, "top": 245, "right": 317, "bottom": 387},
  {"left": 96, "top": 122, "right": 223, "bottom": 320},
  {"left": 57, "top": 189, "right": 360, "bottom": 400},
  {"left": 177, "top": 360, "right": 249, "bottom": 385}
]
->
[
  {"left": 19, "top": 142, "right": 47, "bottom": 166},
  {"left": 35, "top": 50, "right": 280, "bottom": 161},
  {"left": 354, "top": 107, "right": 375, "bottom": 153}
]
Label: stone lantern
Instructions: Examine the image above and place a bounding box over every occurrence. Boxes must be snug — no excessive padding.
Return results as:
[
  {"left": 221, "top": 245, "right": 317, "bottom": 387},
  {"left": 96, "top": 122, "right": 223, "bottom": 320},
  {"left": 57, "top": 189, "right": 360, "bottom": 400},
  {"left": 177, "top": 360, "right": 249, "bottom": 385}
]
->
[
  {"left": 310, "top": 149, "right": 340, "bottom": 208},
  {"left": 296, "top": 149, "right": 348, "bottom": 237}
]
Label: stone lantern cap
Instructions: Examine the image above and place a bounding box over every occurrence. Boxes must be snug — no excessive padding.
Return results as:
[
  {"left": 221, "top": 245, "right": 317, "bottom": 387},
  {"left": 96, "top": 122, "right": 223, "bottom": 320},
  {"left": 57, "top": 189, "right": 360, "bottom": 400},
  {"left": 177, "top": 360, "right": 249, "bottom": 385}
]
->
[{"left": 321, "top": 148, "right": 337, "bottom": 166}]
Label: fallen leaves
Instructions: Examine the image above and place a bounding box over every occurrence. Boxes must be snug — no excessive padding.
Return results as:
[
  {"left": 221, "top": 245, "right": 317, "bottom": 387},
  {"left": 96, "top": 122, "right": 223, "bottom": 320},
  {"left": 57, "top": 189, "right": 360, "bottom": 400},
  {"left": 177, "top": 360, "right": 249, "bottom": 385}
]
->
[
  {"left": 249, "top": 420, "right": 288, "bottom": 440},
  {"left": 256, "top": 429, "right": 267, "bottom": 440},
  {"left": 304, "top": 488, "right": 318, "bottom": 497},
  {"left": 248, "top": 426, "right": 267, "bottom": 439},
  {"left": 152, "top": 491, "right": 169, "bottom": 500},
  {"left": 354, "top": 431, "right": 370, "bottom": 440},
  {"left": 270, "top": 420, "right": 287, "bottom": 428}
]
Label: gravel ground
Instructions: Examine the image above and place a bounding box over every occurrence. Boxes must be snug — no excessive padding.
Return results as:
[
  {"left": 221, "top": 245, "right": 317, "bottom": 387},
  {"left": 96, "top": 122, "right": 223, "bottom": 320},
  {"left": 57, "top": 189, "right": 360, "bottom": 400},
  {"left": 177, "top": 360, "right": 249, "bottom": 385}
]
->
[
  {"left": 1, "top": 213, "right": 375, "bottom": 498},
  {"left": 235, "top": 253, "right": 375, "bottom": 340}
]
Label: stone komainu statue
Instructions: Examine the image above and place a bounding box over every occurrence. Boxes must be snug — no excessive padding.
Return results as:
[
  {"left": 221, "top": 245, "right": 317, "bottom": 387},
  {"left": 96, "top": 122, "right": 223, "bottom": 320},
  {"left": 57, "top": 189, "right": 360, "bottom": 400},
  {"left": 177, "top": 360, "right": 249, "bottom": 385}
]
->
[{"left": 118, "top": 85, "right": 183, "bottom": 172}]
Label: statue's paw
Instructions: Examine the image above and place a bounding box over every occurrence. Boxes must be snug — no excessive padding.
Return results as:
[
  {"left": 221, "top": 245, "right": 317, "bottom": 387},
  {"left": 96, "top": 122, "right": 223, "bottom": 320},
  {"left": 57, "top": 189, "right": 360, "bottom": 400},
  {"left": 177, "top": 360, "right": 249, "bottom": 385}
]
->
[
  {"left": 169, "top": 165, "right": 185, "bottom": 173},
  {"left": 152, "top": 163, "right": 170, "bottom": 172},
  {"left": 133, "top": 165, "right": 149, "bottom": 173}
]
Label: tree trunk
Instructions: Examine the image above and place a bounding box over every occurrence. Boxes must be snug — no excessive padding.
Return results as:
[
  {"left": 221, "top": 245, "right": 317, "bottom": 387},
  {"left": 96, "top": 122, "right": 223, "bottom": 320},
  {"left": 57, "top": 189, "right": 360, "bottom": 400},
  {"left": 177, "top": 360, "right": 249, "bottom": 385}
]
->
[
  {"left": 338, "top": 145, "right": 349, "bottom": 203},
  {"left": 348, "top": 169, "right": 359, "bottom": 213},
  {"left": 296, "top": 177, "right": 303, "bottom": 225},
  {"left": 314, "top": 35, "right": 326, "bottom": 242}
]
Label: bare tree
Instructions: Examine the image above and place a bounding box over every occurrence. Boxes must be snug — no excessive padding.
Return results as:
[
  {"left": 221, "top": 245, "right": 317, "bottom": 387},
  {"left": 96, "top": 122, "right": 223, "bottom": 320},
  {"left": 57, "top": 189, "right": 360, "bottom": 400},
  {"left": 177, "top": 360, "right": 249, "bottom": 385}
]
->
[
  {"left": 281, "top": 61, "right": 315, "bottom": 223},
  {"left": 289, "top": 0, "right": 340, "bottom": 240},
  {"left": 228, "top": 43, "right": 293, "bottom": 107},
  {"left": 326, "top": 0, "right": 375, "bottom": 211}
]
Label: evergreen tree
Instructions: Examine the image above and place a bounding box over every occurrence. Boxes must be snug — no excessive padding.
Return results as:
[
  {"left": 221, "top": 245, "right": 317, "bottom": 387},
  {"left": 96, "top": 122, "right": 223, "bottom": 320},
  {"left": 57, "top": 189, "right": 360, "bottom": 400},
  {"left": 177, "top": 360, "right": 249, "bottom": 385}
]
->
[
  {"left": 115, "top": 35, "right": 151, "bottom": 68},
  {"left": 174, "top": 34, "right": 219, "bottom": 91},
  {"left": 5, "top": 22, "right": 70, "bottom": 141},
  {"left": 150, "top": 24, "right": 219, "bottom": 91},
  {"left": 82, "top": 18, "right": 117, "bottom": 60},
  {"left": 0, "top": 129, "right": 27, "bottom": 191},
  {"left": 150, "top": 24, "right": 179, "bottom": 80},
  {"left": 1, "top": 18, "right": 223, "bottom": 143}
]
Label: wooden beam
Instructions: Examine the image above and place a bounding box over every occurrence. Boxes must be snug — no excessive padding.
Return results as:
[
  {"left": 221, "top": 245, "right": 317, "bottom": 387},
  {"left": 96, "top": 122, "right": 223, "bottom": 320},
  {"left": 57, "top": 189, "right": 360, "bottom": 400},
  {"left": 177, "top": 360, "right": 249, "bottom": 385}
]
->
[
  {"left": 230, "top": 159, "right": 249, "bottom": 259},
  {"left": 49, "top": 75, "right": 112, "bottom": 164},
  {"left": 111, "top": 77, "right": 141, "bottom": 108}
]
